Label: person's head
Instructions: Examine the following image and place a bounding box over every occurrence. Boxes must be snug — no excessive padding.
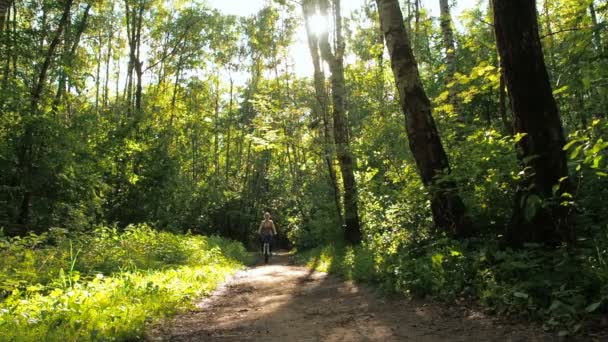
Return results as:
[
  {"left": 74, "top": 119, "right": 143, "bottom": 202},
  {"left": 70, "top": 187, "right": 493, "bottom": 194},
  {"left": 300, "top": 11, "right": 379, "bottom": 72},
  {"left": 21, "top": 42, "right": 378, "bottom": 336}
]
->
[{"left": 264, "top": 212, "right": 271, "bottom": 220}]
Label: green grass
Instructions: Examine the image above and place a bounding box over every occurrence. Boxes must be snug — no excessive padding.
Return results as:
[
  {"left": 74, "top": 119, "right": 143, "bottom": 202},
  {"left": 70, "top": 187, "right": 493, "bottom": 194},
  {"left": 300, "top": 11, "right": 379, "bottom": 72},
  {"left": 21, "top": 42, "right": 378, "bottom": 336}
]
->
[
  {"left": 295, "top": 244, "right": 377, "bottom": 284},
  {"left": 0, "top": 224, "right": 252, "bottom": 341}
]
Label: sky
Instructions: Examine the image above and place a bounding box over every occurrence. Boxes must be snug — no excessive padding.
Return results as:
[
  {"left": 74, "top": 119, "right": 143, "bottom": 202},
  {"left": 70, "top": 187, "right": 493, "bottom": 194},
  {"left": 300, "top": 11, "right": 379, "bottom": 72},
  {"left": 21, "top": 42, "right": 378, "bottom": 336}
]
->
[{"left": 206, "top": 0, "right": 480, "bottom": 77}]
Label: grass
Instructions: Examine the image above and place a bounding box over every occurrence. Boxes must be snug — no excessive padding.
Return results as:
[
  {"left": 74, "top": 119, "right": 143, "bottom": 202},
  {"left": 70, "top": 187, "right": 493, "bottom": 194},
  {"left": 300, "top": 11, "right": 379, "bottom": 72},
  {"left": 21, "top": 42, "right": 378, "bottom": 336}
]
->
[{"left": 0, "top": 224, "right": 252, "bottom": 341}]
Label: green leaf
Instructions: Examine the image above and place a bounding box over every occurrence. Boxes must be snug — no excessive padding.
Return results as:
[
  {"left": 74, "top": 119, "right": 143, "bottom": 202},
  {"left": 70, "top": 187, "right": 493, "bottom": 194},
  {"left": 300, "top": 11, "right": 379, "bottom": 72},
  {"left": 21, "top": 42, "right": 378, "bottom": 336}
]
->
[
  {"left": 592, "top": 156, "right": 603, "bottom": 169},
  {"left": 570, "top": 145, "right": 583, "bottom": 159},
  {"left": 513, "top": 132, "right": 528, "bottom": 143},
  {"left": 563, "top": 140, "right": 578, "bottom": 151},
  {"left": 513, "top": 291, "right": 528, "bottom": 299},
  {"left": 552, "top": 85, "right": 569, "bottom": 95},
  {"left": 585, "top": 301, "right": 602, "bottom": 313},
  {"left": 524, "top": 195, "right": 542, "bottom": 222}
]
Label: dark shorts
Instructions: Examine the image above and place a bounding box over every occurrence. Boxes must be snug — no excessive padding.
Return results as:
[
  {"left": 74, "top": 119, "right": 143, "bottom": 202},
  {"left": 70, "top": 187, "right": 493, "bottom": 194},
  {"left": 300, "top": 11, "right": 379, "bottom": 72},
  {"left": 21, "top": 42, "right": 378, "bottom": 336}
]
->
[{"left": 261, "top": 234, "right": 273, "bottom": 244}]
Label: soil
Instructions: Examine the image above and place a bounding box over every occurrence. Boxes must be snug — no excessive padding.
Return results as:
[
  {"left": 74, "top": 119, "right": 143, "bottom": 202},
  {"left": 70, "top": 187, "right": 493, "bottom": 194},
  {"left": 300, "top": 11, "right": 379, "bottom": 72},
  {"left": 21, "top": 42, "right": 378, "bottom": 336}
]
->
[{"left": 147, "top": 252, "right": 561, "bottom": 342}]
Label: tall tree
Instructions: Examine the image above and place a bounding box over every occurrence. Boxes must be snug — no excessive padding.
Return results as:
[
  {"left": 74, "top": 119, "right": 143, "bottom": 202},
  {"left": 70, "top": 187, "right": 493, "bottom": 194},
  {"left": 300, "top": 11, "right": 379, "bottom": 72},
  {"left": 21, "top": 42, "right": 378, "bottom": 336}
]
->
[
  {"left": 376, "top": 0, "right": 470, "bottom": 237},
  {"left": 0, "top": 0, "right": 11, "bottom": 37},
  {"left": 15, "top": 0, "right": 74, "bottom": 226},
  {"left": 316, "top": 0, "right": 362, "bottom": 244},
  {"left": 439, "top": 0, "right": 461, "bottom": 121},
  {"left": 302, "top": 0, "right": 343, "bottom": 226},
  {"left": 492, "top": 0, "right": 573, "bottom": 245},
  {"left": 124, "top": 0, "right": 146, "bottom": 113},
  {"left": 589, "top": 1, "right": 603, "bottom": 55}
]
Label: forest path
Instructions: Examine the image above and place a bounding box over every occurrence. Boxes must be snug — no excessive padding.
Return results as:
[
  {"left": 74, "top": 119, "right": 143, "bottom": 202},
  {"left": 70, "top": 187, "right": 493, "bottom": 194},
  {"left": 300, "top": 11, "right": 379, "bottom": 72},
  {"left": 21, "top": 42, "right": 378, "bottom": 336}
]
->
[{"left": 147, "top": 252, "right": 554, "bottom": 342}]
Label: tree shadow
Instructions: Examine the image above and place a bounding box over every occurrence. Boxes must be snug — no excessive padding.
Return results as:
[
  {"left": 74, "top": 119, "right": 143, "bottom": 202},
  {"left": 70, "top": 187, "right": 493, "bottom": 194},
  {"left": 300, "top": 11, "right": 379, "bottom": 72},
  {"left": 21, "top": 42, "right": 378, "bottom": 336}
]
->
[{"left": 151, "top": 251, "right": 558, "bottom": 342}]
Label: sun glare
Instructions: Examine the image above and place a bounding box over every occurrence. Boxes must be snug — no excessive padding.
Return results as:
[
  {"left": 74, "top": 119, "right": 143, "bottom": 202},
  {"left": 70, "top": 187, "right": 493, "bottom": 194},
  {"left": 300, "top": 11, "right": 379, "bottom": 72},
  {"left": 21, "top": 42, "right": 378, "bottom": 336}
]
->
[{"left": 307, "top": 13, "right": 329, "bottom": 37}]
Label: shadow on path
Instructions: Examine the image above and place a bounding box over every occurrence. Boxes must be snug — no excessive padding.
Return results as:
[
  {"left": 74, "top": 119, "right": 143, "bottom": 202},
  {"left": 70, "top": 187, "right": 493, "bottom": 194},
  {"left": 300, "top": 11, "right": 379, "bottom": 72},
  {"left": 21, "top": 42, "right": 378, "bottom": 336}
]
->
[{"left": 147, "top": 252, "right": 558, "bottom": 342}]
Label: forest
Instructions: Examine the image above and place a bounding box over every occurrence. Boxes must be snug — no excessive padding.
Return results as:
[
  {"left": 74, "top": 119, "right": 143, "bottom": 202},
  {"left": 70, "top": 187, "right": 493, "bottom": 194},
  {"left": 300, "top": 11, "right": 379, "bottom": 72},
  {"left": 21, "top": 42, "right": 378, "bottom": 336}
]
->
[{"left": 0, "top": 0, "right": 607, "bottom": 340}]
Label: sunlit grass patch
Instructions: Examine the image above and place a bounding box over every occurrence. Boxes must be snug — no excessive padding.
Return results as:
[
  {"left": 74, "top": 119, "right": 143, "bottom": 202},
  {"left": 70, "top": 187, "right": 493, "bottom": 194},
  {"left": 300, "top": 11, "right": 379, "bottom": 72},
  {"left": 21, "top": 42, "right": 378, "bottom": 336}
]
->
[{"left": 0, "top": 224, "right": 252, "bottom": 341}]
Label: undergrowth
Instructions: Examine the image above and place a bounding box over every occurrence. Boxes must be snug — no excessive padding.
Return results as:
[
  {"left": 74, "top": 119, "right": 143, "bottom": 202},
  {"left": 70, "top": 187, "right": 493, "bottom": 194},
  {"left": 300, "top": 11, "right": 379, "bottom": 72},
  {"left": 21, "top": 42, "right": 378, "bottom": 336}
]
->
[
  {"left": 0, "top": 224, "right": 252, "bottom": 341},
  {"left": 296, "top": 232, "right": 608, "bottom": 337}
]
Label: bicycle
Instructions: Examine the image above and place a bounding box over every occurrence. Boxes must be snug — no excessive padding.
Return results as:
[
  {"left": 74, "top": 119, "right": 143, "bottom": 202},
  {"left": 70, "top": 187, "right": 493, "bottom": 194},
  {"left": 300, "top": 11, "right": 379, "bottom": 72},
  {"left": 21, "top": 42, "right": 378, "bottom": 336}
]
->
[{"left": 261, "top": 234, "right": 272, "bottom": 264}]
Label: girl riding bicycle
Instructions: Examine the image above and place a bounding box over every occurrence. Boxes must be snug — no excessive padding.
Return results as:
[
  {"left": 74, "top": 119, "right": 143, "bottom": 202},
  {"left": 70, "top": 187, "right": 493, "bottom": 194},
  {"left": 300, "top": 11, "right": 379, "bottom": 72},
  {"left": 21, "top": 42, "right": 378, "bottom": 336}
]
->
[{"left": 258, "top": 212, "right": 277, "bottom": 256}]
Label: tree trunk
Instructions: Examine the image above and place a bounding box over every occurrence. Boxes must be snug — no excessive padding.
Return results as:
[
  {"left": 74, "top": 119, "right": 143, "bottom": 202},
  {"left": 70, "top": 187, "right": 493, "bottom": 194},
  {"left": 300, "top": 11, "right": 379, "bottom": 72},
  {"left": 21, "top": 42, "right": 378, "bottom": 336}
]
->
[
  {"left": 317, "top": 0, "right": 362, "bottom": 244},
  {"left": 302, "top": 0, "right": 343, "bottom": 226},
  {"left": 213, "top": 77, "right": 220, "bottom": 178},
  {"left": 1, "top": 1, "right": 12, "bottom": 98},
  {"left": 134, "top": 3, "right": 144, "bottom": 111},
  {"left": 589, "top": 2, "right": 602, "bottom": 54},
  {"left": 103, "top": 4, "right": 114, "bottom": 109},
  {"left": 498, "top": 70, "right": 512, "bottom": 134},
  {"left": 18, "top": 0, "right": 73, "bottom": 226},
  {"left": 32, "top": 0, "right": 73, "bottom": 108},
  {"left": 376, "top": 0, "right": 470, "bottom": 237},
  {"left": 541, "top": 0, "right": 557, "bottom": 73},
  {"left": 492, "top": 0, "right": 573, "bottom": 245},
  {"left": 124, "top": 0, "right": 134, "bottom": 113},
  {"left": 124, "top": 0, "right": 144, "bottom": 113},
  {"left": 52, "top": 3, "right": 91, "bottom": 112},
  {"left": 0, "top": 0, "right": 11, "bottom": 38},
  {"left": 169, "top": 55, "right": 183, "bottom": 126},
  {"left": 439, "top": 0, "right": 461, "bottom": 121},
  {"left": 95, "top": 33, "right": 102, "bottom": 111},
  {"left": 225, "top": 77, "right": 233, "bottom": 183}
]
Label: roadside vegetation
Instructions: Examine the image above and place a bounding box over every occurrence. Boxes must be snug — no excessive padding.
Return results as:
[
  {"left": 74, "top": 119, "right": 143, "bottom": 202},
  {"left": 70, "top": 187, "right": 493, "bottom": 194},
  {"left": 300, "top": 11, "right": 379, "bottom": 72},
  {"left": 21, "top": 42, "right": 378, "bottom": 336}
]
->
[
  {"left": 0, "top": 225, "right": 251, "bottom": 341},
  {"left": 1, "top": 0, "right": 607, "bottom": 339}
]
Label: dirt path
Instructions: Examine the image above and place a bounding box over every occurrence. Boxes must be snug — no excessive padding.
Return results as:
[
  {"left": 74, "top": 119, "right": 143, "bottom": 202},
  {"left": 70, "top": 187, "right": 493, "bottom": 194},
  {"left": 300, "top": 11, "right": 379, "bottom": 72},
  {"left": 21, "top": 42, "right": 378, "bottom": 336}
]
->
[{"left": 147, "top": 252, "right": 556, "bottom": 341}]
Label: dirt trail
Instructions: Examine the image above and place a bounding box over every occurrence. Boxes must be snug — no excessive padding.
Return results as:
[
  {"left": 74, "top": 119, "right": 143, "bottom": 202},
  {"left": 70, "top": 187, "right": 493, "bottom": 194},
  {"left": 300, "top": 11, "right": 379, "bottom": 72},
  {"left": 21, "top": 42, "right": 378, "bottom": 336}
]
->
[{"left": 147, "top": 252, "right": 556, "bottom": 341}]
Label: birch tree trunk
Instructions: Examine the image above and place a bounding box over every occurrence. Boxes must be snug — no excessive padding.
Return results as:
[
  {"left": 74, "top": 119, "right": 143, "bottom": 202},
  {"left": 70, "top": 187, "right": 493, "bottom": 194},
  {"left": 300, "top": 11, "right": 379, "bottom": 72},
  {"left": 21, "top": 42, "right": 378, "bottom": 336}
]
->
[
  {"left": 492, "top": 0, "right": 573, "bottom": 245},
  {"left": 317, "top": 0, "right": 361, "bottom": 244},
  {"left": 376, "top": 0, "right": 470, "bottom": 237},
  {"left": 302, "top": 0, "right": 343, "bottom": 226},
  {"left": 439, "top": 0, "right": 461, "bottom": 122}
]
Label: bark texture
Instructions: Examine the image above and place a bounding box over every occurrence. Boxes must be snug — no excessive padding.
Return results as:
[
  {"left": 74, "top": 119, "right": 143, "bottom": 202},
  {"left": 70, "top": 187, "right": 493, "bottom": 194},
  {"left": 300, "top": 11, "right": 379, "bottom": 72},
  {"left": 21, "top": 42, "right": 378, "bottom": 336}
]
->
[
  {"left": 492, "top": 0, "right": 573, "bottom": 245},
  {"left": 317, "top": 0, "right": 361, "bottom": 244},
  {"left": 376, "top": 0, "right": 470, "bottom": 237}
]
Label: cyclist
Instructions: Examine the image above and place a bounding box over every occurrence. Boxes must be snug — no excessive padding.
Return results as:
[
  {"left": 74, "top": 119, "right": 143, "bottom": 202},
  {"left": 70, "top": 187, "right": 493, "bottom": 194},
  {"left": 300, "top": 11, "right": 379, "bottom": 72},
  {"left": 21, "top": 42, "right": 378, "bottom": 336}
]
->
[{"left": 258, "top": 212, "right": 277, "bottom": 256}]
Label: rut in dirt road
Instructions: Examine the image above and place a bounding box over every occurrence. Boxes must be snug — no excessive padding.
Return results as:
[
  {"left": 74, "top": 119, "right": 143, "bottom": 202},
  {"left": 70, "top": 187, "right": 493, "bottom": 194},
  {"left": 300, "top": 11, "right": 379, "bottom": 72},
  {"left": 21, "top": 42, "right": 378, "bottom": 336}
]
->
[{"left": 148, "top": 253, "right": 554, "bottom": 342}]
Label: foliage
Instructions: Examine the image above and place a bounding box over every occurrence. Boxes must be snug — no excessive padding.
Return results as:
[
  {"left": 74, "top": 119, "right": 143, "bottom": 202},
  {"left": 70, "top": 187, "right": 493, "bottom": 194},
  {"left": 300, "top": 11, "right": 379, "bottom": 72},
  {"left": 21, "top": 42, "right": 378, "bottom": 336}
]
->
[
  {"left": 0, "top": 224, "right": 251, "bottom": 341},
  {"left": 0, "top": 0, "right": 607, "bottom": 337}
]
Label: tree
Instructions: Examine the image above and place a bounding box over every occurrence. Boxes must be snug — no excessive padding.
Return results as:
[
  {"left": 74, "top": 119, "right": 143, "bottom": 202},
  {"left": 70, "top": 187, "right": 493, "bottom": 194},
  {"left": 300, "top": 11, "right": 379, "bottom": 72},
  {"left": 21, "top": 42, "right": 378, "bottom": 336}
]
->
[
  {"left": 301, "top": 0, "right": 343, "bottom": 226},
  {"left": 316, "top": 0, "right": 362, "bottom": 244},
  {"left": 376, "top": 0, "right": 470, "bottom": 237},
  {"left": 492, "top": 0, "right": 573, "bottom": 245},
  {"left": 439, "top": 0, "right": 461, "bottom": 122},
  {"left": 0, "top": 0, "right": 11, "bottom": 37}
]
